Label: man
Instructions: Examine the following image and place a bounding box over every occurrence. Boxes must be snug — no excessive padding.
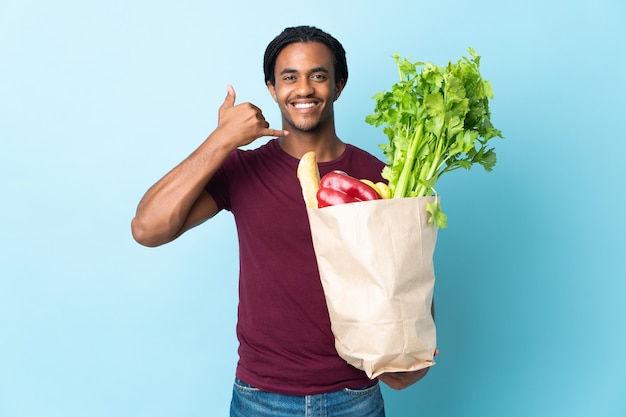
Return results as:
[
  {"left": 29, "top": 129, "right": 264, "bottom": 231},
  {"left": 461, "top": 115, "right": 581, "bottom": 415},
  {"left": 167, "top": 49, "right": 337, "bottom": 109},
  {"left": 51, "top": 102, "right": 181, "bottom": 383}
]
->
[{"left": 131, "top": 25, "right": 431, "bottom": 416}]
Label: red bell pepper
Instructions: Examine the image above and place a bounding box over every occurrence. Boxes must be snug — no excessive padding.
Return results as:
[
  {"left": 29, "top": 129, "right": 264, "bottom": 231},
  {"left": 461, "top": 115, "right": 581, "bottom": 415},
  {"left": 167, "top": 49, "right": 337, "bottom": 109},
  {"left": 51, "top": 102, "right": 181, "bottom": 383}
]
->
[{"left": 317, "top": 171, "right": 381, "bottom": 208}]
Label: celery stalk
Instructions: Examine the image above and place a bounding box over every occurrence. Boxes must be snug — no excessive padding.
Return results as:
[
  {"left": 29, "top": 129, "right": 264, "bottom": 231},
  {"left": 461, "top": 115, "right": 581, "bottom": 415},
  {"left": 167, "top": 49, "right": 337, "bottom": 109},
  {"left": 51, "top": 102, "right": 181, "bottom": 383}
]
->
[{"left": 365, "top": 48, "right": 503, "bottom": 228}]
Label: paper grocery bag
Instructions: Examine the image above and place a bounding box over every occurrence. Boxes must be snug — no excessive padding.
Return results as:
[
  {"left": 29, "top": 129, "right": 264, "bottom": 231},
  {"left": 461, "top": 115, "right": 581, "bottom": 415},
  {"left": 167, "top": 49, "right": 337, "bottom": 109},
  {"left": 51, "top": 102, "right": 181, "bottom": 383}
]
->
[{"left": 306, "top": 196, "right": 438, "bottom": 379}]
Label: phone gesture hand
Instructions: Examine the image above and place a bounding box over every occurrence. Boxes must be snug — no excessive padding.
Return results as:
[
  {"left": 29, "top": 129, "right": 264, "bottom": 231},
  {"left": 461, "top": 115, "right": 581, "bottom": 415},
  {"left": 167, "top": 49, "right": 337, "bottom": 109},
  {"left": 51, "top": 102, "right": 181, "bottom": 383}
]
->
[{"left": 218, "top": 84, "right": 288, "bottom": 147}]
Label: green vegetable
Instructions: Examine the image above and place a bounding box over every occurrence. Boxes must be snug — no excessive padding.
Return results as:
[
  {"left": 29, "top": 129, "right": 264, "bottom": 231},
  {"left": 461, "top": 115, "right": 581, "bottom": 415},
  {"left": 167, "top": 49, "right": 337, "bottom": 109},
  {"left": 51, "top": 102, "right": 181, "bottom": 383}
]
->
[{"left": 365, "top": 48, "right": 503, "bottom": 228}]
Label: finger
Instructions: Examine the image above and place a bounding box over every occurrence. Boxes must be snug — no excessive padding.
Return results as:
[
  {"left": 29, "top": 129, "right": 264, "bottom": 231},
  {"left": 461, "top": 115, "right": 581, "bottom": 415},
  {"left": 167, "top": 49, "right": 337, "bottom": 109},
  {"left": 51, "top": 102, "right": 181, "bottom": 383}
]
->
[
  {"left": 255, "top": 109, "right": 267, "bottom": 122},
  {"left": 220, "top": 84, "right": 236, "bottom": 109},
  {"left": 263, "top": 128, "right": 289, "bottom": 137}
]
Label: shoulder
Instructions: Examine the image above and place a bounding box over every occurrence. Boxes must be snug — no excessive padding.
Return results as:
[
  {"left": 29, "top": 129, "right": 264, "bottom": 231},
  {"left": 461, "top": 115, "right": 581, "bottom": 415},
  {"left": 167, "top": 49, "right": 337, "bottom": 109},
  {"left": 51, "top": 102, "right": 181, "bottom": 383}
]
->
[
  {"left": 345, "top": 143, "right": 382, "bottom": 159},
  {"left": 344, "top": 144, "right": 385, "bottom": 167},
  {"left": 223, "top": 139, "right": 280, "bottom": 168}
]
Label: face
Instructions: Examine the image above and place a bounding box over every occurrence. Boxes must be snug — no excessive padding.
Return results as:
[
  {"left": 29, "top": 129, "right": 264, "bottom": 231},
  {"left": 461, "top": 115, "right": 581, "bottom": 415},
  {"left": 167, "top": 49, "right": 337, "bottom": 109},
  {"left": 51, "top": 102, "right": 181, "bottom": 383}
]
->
[{"left": 267, "top": 42, "right": 345, "bottom": 133}]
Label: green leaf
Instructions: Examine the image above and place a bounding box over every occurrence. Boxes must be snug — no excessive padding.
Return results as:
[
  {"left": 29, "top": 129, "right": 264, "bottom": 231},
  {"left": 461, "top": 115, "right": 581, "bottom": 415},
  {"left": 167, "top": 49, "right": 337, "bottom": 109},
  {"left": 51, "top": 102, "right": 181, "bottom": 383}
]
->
[
  {"left": 365, "top": 48, "right": 503, "bottom": 227},
  {"left": 426, "top": 201, "right": 448, "bottom": 228}
]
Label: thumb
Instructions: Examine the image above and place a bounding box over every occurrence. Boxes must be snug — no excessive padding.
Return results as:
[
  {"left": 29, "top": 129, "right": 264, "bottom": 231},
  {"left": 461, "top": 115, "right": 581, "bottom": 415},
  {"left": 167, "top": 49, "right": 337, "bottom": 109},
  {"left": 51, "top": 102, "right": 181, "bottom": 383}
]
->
[{"left": 220, "top": 84, "right": 236, "bottom": 109}]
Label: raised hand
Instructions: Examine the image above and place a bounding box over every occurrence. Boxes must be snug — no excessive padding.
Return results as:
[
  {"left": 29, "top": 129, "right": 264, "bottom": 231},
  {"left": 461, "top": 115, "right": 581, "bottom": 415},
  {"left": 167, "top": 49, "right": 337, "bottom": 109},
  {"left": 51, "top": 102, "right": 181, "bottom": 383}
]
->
[{"left": 217, "top": 84, "right": 288, "bottom": 148}]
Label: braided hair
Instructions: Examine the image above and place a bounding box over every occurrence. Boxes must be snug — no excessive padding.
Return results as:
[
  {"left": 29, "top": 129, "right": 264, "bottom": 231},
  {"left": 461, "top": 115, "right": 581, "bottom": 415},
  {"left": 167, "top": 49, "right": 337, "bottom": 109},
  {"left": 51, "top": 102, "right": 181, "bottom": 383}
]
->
[{"left": 263, "top": 26, "right": 348, "bottom": 87}]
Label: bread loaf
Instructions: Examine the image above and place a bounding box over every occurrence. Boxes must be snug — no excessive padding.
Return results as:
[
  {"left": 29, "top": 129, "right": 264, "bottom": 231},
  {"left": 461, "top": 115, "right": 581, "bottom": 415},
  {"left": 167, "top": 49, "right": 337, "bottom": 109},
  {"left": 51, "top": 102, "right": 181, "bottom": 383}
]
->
[{"left": 297, "top": 151, "right": 320, "bottom": 208}]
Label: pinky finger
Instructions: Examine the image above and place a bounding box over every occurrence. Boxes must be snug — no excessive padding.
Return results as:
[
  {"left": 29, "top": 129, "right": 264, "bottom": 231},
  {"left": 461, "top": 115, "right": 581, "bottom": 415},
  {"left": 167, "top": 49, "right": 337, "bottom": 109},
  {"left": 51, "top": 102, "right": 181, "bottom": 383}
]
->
[{"left": 265, "top": 128, "right": 289, "bottom": 137}]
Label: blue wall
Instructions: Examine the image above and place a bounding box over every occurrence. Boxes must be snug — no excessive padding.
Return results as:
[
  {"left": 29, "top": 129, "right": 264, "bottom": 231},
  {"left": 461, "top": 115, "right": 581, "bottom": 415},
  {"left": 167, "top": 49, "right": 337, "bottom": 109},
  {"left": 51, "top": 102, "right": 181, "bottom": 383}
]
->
[{"left": 1, "top": 0, "right": 625, "bottom": 416}]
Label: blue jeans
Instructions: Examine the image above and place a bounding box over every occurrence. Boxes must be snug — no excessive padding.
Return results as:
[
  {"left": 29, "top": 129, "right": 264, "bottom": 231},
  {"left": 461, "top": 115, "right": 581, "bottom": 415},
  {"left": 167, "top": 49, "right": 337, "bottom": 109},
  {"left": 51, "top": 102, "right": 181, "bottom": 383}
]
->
[{"left": 230, "top": 378, "right": 385, "bottom": 417}]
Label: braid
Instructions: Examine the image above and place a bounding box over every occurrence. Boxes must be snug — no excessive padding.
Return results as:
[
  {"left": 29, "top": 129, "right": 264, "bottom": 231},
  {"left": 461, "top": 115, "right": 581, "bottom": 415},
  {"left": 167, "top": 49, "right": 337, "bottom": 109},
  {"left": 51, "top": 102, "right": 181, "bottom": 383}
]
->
[{"left": 263, "top": 26, "right": 348, "bottom": 87}]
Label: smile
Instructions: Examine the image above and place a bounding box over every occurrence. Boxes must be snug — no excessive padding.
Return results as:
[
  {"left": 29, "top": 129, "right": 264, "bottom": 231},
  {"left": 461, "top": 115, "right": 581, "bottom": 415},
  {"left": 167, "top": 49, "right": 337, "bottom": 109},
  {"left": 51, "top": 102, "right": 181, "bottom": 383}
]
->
[{"left": 292, "top": 101, "right": 317, "bottom": 109}]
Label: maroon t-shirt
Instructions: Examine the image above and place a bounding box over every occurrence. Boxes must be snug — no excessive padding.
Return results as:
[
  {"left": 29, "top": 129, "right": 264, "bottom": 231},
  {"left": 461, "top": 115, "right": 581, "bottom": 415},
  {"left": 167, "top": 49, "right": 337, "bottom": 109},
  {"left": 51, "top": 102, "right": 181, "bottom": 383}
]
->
[{"left": 205, "top": 138, "right": 385, "bottom": 395}]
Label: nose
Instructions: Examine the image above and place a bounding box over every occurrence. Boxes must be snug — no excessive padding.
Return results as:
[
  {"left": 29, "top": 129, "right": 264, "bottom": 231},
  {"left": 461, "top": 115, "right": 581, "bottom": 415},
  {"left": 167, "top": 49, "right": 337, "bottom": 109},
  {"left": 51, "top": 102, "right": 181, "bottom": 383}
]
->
[{"left": 295, "top": 77, "right": 314, "bottom": 97}]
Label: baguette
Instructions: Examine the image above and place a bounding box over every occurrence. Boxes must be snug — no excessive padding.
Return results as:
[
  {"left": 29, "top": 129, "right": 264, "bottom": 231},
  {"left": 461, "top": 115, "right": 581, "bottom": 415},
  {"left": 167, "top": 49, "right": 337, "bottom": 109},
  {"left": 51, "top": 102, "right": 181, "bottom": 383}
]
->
[{"left": 297, "top": 151, "right": 320, "bottom": 208}]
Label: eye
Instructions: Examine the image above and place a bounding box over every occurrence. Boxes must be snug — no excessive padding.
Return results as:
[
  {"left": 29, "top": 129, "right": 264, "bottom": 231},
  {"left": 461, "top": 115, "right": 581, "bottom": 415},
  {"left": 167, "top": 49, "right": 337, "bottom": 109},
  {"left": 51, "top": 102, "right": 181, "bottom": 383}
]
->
[
  {"left": 283, "top": 75, "right": 297, "bottom": 82},
  {"left": 311, "top": 73, "right": 327, "bottom": 81}
]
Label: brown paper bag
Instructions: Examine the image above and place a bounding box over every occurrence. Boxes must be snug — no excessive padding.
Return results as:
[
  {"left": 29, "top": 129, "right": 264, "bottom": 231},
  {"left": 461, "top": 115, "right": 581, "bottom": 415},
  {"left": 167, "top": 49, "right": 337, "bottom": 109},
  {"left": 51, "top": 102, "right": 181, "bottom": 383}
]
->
[{"left": 307, "top": 196, "right": 438, "bottom": 379}]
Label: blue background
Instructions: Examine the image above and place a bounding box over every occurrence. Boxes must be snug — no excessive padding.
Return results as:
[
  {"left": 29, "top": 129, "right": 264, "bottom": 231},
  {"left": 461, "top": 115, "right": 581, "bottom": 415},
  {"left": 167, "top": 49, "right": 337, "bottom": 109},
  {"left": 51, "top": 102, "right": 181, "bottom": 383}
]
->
[{"left": 1, "top": 0, "right": 625, "bottom": 416}]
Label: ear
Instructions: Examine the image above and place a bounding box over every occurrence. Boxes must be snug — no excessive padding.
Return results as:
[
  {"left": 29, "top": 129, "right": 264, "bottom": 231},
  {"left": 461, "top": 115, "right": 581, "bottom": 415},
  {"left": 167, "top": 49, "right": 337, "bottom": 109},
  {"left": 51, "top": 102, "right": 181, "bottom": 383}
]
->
[
  {"left": 334, "top": 79, "right": 346, "bottom": 101},
  {"left": 267, "top": 81, "right": 277, "bottom": 102}
]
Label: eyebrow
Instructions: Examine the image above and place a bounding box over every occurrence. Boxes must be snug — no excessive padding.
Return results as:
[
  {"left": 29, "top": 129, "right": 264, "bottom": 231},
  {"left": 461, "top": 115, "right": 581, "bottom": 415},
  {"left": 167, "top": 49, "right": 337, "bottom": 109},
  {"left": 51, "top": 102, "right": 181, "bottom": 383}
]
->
[{"left": 279, "top": 67, "right": 329, "bottom": 76}]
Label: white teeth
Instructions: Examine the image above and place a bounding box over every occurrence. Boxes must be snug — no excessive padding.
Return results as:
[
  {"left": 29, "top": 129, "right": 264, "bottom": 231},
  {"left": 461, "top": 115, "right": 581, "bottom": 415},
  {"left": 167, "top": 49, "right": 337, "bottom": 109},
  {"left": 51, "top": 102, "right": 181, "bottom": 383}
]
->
[{"left": 294, "top": 102, "right": 315, "bottom": 109}]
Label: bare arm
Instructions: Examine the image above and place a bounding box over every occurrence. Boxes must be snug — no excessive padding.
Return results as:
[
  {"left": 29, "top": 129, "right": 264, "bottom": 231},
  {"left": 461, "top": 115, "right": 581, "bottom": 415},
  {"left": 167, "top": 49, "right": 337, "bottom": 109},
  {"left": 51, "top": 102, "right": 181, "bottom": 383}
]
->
[{"left": 131, "top": 85, "right": 288, "bottom": 247}]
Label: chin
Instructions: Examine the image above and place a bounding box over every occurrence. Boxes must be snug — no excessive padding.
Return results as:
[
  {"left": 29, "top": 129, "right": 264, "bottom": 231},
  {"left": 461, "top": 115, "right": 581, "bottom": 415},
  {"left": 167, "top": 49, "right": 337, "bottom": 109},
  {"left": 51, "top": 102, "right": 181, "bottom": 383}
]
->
[{"left": 286, "top": 118, "right": 322, "bottom": 133}]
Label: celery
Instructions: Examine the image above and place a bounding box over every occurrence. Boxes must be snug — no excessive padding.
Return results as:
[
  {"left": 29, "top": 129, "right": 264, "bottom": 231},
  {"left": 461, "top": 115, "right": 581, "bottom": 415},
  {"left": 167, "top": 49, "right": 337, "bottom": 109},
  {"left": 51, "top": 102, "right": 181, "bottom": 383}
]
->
[{"left": 365, "top": 48, "right": 503, "bottom": 228}]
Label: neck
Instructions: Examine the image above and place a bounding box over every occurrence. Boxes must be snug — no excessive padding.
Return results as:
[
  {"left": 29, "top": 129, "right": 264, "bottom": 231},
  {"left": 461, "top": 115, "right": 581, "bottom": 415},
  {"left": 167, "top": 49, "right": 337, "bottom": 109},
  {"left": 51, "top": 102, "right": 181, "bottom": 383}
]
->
[{"left": 279, "top": 130, "right": 345, "bottom": 162}]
